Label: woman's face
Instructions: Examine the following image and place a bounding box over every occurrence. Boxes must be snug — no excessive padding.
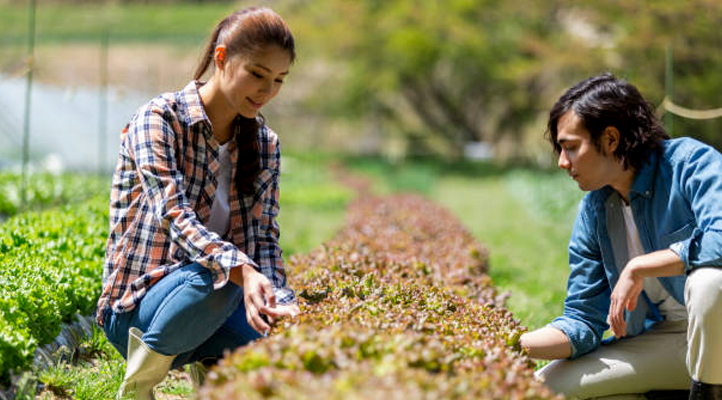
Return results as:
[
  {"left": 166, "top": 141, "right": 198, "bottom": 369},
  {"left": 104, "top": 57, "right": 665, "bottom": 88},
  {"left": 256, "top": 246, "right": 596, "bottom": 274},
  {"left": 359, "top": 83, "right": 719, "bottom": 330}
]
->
[{"left": 218, "top": 46, "right": 291, "bottom": 118}]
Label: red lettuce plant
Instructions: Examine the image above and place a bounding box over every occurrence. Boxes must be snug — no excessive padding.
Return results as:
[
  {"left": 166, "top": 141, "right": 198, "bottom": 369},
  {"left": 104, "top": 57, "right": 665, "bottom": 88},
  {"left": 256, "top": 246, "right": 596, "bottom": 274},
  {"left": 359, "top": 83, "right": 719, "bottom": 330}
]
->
[{"left": 199, "top": 194, "right": 559, "bottom": 399}]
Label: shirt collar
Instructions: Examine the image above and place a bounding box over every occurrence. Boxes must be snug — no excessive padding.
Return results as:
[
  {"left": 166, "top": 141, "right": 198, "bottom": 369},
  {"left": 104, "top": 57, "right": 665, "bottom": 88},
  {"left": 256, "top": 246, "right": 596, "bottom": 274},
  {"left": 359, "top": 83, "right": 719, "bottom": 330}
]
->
[
  {"left": 181, "top": 81, "right": 245, "bottom": 160},
  {"left": 629, "top": 150, "right": 659, "bottom": 199},
  {"left": 182, "top": 80, "right": 212, "bottom": 133}
]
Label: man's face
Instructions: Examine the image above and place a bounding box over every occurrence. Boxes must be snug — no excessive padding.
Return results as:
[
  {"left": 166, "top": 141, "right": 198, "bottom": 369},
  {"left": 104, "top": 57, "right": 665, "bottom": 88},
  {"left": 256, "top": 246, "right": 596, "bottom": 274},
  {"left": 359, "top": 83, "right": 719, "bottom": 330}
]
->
[{"left": 556, "top": 110, "right": 619, "bottom": 192}]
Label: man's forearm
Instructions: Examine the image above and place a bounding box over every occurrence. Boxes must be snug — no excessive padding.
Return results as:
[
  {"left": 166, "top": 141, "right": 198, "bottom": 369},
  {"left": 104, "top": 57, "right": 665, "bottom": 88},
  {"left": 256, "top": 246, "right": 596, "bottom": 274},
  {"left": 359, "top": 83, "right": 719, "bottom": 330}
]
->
[
  {"left": 627, "top": 249, "right": 685, "bottom": 278},
  {"left": 519, "top": 326, "right": 572, "bottom": 360}
]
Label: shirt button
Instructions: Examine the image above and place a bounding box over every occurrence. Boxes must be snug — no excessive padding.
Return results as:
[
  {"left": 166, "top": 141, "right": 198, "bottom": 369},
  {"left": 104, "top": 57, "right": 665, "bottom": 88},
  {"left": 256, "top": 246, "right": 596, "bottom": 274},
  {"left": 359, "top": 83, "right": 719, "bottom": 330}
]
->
[{"left": 645, "top": 191, "right": 650, "bottom": 196}]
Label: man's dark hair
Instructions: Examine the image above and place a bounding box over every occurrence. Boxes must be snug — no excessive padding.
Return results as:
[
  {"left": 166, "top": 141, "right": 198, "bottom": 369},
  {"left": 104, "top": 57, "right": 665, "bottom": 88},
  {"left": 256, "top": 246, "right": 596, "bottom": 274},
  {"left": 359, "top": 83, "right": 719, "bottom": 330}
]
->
[{"left": 546, "top": 73, "right": 670, "bottom": 171}]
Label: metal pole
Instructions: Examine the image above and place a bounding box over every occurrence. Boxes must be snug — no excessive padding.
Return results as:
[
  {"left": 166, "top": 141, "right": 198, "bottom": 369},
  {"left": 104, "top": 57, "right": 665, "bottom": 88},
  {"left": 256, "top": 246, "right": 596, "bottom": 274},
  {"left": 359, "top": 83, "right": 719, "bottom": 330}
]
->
[
  {"left": 665, "top": 44, "right": 674, "bottom": 136},
  {"left": 21, "top": 0, "right": 36, "bottom": 207},
  {"left": 99, "top": 29, "right": 109, "bottom": 174}
]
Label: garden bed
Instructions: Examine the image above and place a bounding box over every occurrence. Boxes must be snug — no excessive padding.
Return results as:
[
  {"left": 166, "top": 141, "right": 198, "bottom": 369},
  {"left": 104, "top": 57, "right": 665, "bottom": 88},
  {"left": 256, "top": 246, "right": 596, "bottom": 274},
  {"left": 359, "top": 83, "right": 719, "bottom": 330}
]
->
[{"left": 199, "top": 194, "right": 559, "bottom": 399}]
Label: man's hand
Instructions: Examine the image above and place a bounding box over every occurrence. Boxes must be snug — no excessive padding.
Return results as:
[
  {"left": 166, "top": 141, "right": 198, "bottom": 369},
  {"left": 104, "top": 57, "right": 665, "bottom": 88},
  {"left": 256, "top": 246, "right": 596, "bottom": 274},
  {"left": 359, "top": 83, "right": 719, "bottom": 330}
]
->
[{"left": 607, "top": 263, "right": 643, "bottom": 338}]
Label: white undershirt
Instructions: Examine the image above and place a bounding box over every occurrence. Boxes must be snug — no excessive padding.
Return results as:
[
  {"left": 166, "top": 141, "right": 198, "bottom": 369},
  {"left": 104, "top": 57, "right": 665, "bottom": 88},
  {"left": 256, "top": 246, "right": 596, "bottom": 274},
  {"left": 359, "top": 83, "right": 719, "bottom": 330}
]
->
[
  {"left": 206, "top": 143, "right": 231, "bottom": 237},
  {"left": 621, "top": 202, "right": 688, "bottom": 321}
]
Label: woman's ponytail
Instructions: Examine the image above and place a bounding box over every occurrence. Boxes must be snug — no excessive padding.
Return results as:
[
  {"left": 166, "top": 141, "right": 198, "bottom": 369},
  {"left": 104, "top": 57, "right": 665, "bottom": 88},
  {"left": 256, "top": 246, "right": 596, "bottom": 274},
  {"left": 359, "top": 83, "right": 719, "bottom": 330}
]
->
[
  {"left": 194, "top": 18, "right": 227, "bottom": 81},
  {"left": 234, "top": 116, "right": 262, "bottom": 195}
]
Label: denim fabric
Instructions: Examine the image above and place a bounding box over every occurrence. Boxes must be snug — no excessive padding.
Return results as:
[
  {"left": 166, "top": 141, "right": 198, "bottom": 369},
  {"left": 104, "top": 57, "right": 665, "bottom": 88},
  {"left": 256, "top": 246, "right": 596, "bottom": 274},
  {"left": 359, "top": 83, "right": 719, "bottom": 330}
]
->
[
  {"left": 550, "top": 138, "right": 722, "bottom": 359},
  {"left": 102, "top": 262, "right": 261, "bottom": 369}
]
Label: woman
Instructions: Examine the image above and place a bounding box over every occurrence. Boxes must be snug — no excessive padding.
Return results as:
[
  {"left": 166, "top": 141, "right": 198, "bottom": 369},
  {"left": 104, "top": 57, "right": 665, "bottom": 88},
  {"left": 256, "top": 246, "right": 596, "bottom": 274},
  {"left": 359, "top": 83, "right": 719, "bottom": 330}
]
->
[{"left": 95, "top": 7, "right": 300, "bottom": 399}]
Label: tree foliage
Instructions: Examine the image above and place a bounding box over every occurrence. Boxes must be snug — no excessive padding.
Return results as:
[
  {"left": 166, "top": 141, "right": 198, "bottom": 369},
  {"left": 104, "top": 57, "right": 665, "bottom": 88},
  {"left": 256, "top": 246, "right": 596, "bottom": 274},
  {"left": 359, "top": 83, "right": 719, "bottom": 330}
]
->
[
  {"left": 284, "top": 0, "right": 722, "bottom": 157},
  {"left": 585, "top": 0, "right": 722, "bottom": 149}
]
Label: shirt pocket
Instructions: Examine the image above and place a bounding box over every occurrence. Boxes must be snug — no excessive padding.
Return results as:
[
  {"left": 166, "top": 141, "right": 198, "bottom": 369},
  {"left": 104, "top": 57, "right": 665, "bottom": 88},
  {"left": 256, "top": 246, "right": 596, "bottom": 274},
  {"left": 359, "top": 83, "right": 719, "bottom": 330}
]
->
[
  {"left": 659, "top": 221, "right": 696, "bottom": 248},
  {"left": 241, "top": 168, "right": 274, "bottom": 219}
]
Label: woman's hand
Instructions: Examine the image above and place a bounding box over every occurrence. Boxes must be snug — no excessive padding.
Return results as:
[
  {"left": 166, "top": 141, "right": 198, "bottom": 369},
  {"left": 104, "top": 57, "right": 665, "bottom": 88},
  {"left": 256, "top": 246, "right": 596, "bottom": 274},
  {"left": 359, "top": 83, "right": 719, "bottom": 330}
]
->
[
  {"left": 230, "top": 264, "right": 276, "bottom": 334},
  {"left": 229, "top": 265, "right": 301, "bottom": 335},
  {"left": 262, "top": 303, "right": 300, "bottom": 320},
  {"left": 607, "top": 263, "right": 643, "bottom": 338}
]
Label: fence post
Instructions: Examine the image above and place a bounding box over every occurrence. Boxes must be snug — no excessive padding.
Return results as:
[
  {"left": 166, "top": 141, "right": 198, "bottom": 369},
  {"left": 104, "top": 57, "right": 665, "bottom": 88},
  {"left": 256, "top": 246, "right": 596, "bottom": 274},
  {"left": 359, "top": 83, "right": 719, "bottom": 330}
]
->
[
  {"left": 99, "top": 29, "right": 109, "bottom": 174},
  {"left": 21, "top": 0, "right": 37, "bottom": 207},
  {"left": 665, "top": 44, "right": 674, "bottom": 136}
]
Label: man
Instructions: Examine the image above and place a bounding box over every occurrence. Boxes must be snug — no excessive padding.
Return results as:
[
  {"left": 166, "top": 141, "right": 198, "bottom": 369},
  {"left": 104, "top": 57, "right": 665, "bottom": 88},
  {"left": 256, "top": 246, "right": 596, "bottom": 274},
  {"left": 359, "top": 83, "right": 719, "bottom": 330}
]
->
[{"left": 520, "top": 73, "right": 722, "bottom": 399}]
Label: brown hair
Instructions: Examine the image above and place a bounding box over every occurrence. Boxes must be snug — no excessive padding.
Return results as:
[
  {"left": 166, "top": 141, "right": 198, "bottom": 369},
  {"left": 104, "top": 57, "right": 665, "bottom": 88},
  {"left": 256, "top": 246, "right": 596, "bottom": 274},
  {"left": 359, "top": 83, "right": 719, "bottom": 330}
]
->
[{"left": 195, "top": 7, "right": 295, "bottom": 194}]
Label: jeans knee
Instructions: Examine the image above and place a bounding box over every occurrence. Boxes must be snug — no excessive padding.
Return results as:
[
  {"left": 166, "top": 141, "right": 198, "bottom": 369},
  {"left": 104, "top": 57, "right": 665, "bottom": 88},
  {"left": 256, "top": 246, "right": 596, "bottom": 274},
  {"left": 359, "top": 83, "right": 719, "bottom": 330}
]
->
[
  {"left": 206, "top": 280, "right": 243, "bottom": 312},
  {"left": 184, "top": 265, "right": 242, "bottom": 307}
]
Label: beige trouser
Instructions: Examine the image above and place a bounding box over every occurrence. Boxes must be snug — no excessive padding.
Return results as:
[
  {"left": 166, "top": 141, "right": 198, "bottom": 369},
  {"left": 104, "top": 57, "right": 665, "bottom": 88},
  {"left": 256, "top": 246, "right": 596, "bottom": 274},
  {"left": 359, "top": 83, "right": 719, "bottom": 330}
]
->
[{"left": 536, "top": 267, "right": 722, "bottom": 400}]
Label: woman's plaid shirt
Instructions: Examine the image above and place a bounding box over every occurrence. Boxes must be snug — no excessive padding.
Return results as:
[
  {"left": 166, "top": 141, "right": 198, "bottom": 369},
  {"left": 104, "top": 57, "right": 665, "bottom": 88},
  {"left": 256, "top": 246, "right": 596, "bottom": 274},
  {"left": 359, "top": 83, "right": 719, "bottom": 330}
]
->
[{"left": 96, "top": 81, "right": 295, "bottom": 325}]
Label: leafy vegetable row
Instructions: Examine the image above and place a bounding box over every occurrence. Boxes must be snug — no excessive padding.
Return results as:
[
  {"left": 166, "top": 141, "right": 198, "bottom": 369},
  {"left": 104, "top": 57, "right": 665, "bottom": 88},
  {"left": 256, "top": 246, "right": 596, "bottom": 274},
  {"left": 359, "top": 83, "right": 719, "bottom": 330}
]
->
[
  {"left": 0, "top": 194, "right": 107, "bottom": 384},
  {"left": 200, "top": 194, "right": 559, "bottom": 399}
]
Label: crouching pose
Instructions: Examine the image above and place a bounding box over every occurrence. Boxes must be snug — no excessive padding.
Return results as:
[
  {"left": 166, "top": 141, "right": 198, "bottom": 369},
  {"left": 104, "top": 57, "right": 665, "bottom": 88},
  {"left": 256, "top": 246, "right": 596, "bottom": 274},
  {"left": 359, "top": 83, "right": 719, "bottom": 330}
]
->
[
  {"left": 95, "top": 8, "right": 300, "bottom": 399},
  {"left": 520, "top": 73, "right": 722, "bottom": 399}
]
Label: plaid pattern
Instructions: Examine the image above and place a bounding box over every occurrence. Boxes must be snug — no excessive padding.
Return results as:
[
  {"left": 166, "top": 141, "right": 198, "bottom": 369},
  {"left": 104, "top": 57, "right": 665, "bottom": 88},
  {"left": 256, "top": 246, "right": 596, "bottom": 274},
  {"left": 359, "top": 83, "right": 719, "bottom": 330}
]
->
[{"left": 96, "top": 81, "right": 295, "bottom": 325}]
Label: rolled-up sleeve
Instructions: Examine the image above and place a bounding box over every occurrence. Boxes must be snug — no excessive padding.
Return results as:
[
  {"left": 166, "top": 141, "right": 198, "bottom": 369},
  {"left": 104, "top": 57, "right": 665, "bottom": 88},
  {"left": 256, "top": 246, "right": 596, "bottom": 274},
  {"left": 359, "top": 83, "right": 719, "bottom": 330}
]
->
[
  {"left": 129, "top": 105, "right": 256, "bottom": 289},
  {"left": 550, "top": 200, "right": 611, "bottom": 358},
  {"left": 669, "top": 141, "right": 722, "bottom": 273}
]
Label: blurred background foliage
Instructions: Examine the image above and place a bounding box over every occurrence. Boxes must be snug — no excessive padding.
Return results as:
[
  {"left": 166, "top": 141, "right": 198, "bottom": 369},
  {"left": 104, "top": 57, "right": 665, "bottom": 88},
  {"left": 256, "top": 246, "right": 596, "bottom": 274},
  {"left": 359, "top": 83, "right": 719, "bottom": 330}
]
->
[
  {"left": 286, "top": 0, "right": 722, "bottom": 160},
  {"left": 3, "top": 2, "right": 718, "bottom": 388},
  {"left": 0, "top": 0, "right": 721, "bottom": 167}
]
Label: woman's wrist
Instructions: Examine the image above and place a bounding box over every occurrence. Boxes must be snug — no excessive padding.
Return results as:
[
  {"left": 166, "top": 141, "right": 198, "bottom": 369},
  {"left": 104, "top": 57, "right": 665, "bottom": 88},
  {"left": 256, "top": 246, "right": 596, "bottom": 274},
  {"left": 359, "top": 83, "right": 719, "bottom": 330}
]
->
[
  {"left": 229, "top": 263, "right": 253, "bottom": 286},
  {"left": 240, "top": 263, "right": 259, "bottom": 280}
]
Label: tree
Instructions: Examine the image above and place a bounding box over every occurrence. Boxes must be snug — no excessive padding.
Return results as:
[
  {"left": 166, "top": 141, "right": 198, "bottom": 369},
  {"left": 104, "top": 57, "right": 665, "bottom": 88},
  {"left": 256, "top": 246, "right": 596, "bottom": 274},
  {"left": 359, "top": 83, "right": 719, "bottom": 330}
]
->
[
  {"left": 586, "top": 0, "right": 722, "bottom": 148},
  {"left": 283, "top": 0, "right": 722, "bottom": 157}
]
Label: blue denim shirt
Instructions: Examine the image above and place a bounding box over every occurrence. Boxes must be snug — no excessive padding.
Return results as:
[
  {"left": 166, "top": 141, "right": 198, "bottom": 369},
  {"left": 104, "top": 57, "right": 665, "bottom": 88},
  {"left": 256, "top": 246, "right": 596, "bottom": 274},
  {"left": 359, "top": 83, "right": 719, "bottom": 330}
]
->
[{"left": 550, "top": 137, "right": 722, "bottom": 358}]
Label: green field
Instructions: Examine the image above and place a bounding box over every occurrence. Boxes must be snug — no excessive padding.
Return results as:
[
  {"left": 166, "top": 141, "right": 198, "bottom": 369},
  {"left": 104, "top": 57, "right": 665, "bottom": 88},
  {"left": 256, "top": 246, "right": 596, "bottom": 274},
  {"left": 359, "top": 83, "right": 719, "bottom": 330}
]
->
[
  {"left": 433, "top": 172, "right": 579, "bottom": 330},
  {"left": 0, "top": 2, "right": 234, "bottom": 44},
  {"left": 277, "top": 152, "right": 354, "bottom": 257}
]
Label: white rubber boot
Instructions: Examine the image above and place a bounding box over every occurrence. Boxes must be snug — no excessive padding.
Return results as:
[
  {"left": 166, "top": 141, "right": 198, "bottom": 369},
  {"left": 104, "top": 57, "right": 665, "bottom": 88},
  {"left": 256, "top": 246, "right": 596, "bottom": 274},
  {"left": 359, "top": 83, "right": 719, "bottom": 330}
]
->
[{"left": 117, "top": 327, "right": 175, "bottom": 400}]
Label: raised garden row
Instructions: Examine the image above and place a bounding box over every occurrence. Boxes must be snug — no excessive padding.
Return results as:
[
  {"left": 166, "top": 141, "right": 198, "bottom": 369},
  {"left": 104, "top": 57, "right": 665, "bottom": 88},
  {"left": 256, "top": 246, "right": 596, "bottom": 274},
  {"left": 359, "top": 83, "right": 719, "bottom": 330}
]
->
[
  {"left": 0, "top": 194, "right": 107, "bottom": 384},
  {"left": 199, "top": 194, "right": 559, "bottom": 399}
]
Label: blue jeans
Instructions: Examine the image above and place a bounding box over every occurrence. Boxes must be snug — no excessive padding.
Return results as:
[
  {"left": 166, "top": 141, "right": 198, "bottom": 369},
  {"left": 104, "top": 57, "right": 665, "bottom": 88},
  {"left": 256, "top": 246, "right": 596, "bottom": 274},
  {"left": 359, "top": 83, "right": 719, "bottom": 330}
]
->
[{"left": 102, "top": 263, "right": 261, "bottom": 369}]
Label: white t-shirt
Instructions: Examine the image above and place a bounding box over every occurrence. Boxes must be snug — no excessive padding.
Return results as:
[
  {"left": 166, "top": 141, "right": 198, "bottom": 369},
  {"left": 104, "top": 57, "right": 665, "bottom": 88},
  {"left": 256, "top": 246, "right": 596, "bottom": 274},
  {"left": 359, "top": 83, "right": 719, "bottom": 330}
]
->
[
  {"left": 621, "top": 202, "right": 688, "bottom": 321},
  {"left": 206, "top": 143, "right": 231, "bottom": 237}
]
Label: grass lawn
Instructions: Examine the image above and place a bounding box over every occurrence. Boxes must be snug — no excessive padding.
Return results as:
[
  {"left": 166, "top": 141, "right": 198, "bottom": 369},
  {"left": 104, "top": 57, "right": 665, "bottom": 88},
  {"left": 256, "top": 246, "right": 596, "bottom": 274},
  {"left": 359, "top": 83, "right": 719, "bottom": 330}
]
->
[
  {"left": 0, "top": 2, "right": 235, "bottom": 44},
  {"left": 277, "top": 153, "right": 354, "bottom": 257},
  {"left": 432, "top": 173, "right": 577, "bottom": 330}
]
